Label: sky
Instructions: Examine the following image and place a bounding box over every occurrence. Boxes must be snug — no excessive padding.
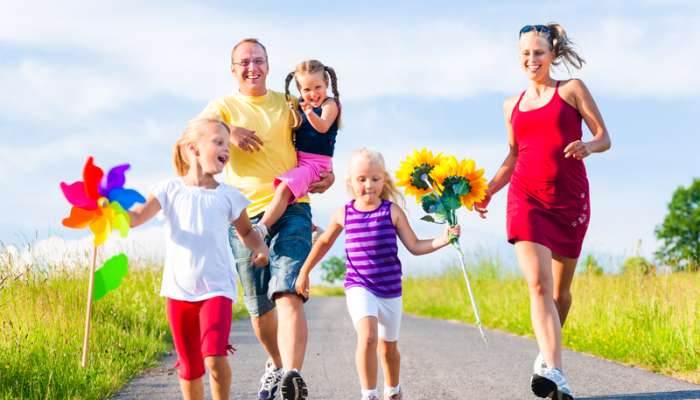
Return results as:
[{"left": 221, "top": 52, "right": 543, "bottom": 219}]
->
[{"left": 1, "top": 0, "right": 698, "bottom": 277}]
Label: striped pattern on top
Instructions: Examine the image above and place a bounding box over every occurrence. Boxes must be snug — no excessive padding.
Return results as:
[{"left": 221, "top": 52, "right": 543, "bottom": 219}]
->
[{"left": 344, "top": 200, "right": 402, "bottom": 298}]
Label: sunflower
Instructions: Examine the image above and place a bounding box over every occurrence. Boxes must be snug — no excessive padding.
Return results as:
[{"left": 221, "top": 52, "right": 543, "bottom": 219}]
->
[
  {"left": 395, "top": 148, "right": 444, "bottom": 201},
  {"left": 430, "top": 156, "right": 488, "bottom": 210}
]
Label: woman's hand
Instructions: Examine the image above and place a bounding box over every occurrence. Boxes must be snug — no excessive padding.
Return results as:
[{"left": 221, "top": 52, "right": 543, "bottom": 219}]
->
[
  {"left": 230, "top": 125, "right": 263, "bottom": 153},
  {"left": 295, "top": 273, "right": 310, "bottom": 300},
  {"left": 564, "top": 140, "right": 591, "bottom": 160},
  {"left": 474, "top": 192, "right": 492, "bottom": 219},
  {"left": 251, "top": 244, "right": 269, "bottom": 268}
]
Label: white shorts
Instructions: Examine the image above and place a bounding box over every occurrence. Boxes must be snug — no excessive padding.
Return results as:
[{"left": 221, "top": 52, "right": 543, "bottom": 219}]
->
[{"left": 345, "top": 286, "right": 402, "bottom": 342}]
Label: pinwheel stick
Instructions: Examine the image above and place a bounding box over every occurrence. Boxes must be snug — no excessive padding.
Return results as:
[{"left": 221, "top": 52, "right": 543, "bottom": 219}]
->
[
  {"left": 81, "top": 245, "right": 97, "bottom": 368},
  {"left": 421, "top": 175, "right": 487, "bottom": 344}
]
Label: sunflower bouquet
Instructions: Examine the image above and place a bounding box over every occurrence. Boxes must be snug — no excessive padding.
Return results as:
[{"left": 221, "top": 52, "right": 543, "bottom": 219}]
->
[{"left": 396, "top": 148, "right": 488, "bottom": 342}]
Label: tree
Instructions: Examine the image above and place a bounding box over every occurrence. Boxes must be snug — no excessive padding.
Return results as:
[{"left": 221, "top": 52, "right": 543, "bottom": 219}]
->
[
  {"left": 320, "top": 255, "right": 346, "bottom": 285},
  {"left": 655, "top": 178, "right": 700, "bottom": 272}
]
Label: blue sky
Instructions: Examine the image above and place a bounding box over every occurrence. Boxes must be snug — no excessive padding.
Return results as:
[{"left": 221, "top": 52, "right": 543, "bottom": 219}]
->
[{"left": 1, "top": 1, "right": 698, "bottom": 274}]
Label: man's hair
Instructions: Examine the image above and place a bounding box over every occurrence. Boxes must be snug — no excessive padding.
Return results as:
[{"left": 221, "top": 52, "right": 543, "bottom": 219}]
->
[{"left": 231, "top": 38, "right": 268, "bottom": 64}]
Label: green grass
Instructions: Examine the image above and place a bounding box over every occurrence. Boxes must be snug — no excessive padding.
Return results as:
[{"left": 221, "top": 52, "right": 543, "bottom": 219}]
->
[
  {"left": 0, "top": 266, "right": 248, "bottom": 400},
  {"left": 403, "top": 264, "right": 700, "bottom": 384},
  {"left": 310, "top": 285, "right": 345, "bottom": 297}
]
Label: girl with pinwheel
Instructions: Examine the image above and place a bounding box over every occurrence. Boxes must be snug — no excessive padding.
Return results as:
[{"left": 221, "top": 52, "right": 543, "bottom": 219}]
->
[
  {"left": 128, "top": 118, "right": 270, "bottom": 400},
  {"left": 474, "top": 23, "right": 611, "bottom": 400},
  {"left": 295, "top": 148, "right": 459, "bottom": 400}
]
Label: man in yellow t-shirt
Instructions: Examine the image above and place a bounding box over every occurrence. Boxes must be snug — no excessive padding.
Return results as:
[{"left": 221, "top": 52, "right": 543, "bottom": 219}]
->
[{"left": 199, "top": 38, "right": 332, "bottom": 400}]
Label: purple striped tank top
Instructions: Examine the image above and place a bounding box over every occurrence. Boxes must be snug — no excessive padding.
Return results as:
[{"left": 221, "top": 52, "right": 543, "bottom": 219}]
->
[{"left": 344, "top": 200, "right": 402, "bottom": 298}]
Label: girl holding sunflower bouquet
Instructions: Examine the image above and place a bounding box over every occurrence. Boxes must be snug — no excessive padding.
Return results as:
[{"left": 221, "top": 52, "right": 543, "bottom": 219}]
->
[{"left": 295, "top": 148, "right": 459, "bottom": 400}]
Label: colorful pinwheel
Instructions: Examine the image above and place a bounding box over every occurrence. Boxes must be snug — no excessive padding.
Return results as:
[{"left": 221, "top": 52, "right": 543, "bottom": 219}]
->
[
  {"left": 60, "top": 157, "right": 145, "bottom": 245},
  {"left": 59, "top": 156, "right": 144, "bottom": 367}
]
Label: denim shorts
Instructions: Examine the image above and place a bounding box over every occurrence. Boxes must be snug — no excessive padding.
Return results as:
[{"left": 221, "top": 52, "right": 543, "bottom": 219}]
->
[{"left": 228, "top": 203, "right": 312, "bottom": 317}]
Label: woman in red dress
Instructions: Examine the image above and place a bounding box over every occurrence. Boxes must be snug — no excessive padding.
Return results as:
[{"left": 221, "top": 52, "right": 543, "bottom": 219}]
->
[{"left": 475, "top": 23, "right": 611, "bottom": 399}]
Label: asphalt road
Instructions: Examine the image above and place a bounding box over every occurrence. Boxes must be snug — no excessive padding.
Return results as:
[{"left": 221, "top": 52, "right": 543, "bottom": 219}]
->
[{"left": 113, "top": 296, "right": 700, "bottom": 400}]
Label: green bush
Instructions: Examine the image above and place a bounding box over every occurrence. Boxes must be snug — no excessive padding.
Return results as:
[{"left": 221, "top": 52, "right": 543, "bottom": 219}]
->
[
  {"left": 621, "top": 255, "right": 656, "bottom": 276},
  {"left": 581, "top": 254, "right": 604, "bottom": 276}
]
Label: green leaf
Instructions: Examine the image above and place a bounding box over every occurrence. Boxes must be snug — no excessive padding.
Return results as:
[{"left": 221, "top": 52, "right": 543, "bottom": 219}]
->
[
  {"left": 453, "top": 180, "right": 471, "bottom": 196},
  {"left": 93, "top": 253, "right": 129, "bottom": 301},
  {"left": 443, "top": 195, "right": 462, "bottom": 211},
  {"left": 421, "top": 214, "right": 447, "bottom": 224},
  {"left": 421, "top": 194, "right": 439, "bottom": 214}
]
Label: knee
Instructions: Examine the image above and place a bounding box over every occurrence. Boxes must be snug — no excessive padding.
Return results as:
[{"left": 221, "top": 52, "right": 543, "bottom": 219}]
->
[
  {"left": 527, "top": 278, "right": 552, "bottom": 299},
  {"left": 205, "top": 357, "right": 229, "bottom": 378},
  {"left": 378, "top": 342, "right": 399, "bottom": 359},
  {"left": 357, "top": 331, "right": 378, "bottom": 350}
]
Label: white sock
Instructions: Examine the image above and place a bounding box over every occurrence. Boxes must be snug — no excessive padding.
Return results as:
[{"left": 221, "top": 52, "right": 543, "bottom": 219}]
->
[
  {"left": 385, "top": 384, "right": 400, "bottom": 396},
  {"left": 361, "top": 388, "right": 378, "bottom": 398}
]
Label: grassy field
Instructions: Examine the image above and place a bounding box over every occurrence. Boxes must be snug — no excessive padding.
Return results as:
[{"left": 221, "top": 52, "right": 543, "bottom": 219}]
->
[
  {"left": 402, "top": 264, "right": 700, "bottom": 384},
  {"left": 0, "top": 265, "right": 247, "bottom": 400}
]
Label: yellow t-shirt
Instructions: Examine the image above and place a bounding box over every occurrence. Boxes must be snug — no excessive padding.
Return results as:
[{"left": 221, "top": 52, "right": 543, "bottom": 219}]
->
[{"left": 199, "top": 90, "right": 308, "bottom": 217}]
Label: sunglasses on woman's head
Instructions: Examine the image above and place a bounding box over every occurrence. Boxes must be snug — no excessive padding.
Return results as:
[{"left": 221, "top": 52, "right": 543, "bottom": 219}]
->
[{"left": 519, "top": 25, "right": 551, "bottom": 36}]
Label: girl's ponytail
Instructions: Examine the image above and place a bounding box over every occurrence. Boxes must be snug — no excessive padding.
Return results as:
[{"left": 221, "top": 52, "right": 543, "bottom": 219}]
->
[{"left": 284, "top": 71, "right": 302, "bottom": 129}]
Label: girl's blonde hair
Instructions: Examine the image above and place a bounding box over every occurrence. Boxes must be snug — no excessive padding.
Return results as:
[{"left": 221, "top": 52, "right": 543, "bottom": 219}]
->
[
  {"left": 347, "top": 148, "right": 405, "bottom": 207},
  {"left": 173, "top": 118, "right": 230, "bottom": 176},
  {"left": 284, "top": 59, "right": 341, "bottom": 128},
  {"left": 522, "top": 22, "right": 585, "bottom": 71}
]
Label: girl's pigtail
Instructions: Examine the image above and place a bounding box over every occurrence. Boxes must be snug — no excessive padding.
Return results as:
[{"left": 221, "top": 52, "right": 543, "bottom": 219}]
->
[
  {"left": 324, "top": 65, "right": 342, "bottom": 128},
  {"left": 285, "top": 71, "right": 302, "bottom": 129}
]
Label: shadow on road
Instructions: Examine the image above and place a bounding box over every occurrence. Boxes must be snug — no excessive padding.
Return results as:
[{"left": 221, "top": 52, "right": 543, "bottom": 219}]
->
[{"left": 580, "top": 390, "right": 700, "bottom": 399}]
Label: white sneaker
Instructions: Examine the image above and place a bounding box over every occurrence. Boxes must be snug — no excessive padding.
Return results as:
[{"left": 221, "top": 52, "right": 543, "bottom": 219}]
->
[
  {"left": 531, "top": 367, "right": 574, "bottom": 399},
  {"left": 533, "top": 352, "right": 547, "bottom": 373},
  {"left": 258, "top": 358, "right": 283, "bottom": 400}
]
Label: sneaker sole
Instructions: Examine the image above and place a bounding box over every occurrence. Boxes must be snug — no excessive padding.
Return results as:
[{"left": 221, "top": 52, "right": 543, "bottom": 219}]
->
[
  {"left": 531, "top": 373, "right": 557, "bottom": 398},
  {"left": 281, "top": 376, "right": 308, "bottom": 400}
]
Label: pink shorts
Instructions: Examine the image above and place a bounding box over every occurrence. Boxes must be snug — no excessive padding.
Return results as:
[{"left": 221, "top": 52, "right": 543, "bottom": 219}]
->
[
  {"left": 275, "top": 151, "right": 333, "bottom": 202},
  {"left": 167, "top": 296, "right": 233, "bottom": 380}
]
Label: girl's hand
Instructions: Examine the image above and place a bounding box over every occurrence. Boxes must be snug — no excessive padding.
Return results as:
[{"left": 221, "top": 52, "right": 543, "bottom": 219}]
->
[
  {"left": 300, "top": 100, "right": 315, "bottom": 115},
  {"left": 564, "top": 140, "right": 591, "bottom": 160},
  {"left": 295, "top": 273, "right": 310, "bottom": 300},
  {"left": 474, "top": 192, "right": 492, "bottom": 219},
  {"left": 444, "top": 224, "right": 461, "bottom": 244},
  {"left": 251, "top": 245, "right": 269, "bottom": 268}
]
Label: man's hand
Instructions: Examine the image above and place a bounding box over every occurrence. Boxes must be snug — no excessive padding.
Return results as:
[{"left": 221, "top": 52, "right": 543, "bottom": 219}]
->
[
  {"left": 230, "top": 125, "right": 263, "bottom": 152},
  {"left": 309, "top": 170, "right": 335, "bottom": 193}
]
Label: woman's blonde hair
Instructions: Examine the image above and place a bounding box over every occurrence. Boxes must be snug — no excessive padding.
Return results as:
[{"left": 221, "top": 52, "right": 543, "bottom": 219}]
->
[
  {"left": 173, "top": 118, "right": 230, "bottom": 176},
  {"left": 284, "top": 59, "right": 341, "bottom": 128},
  {"left": 347, "top": 148, "right": 404, "bottom": 207},
  {"left": 522, "top": 22, "right": 586, "bottom": 71}
]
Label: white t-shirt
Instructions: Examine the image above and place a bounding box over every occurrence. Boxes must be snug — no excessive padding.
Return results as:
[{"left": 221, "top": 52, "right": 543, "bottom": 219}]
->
[{"left": 152, "top": 178, "right": 251, "bottom": 302}]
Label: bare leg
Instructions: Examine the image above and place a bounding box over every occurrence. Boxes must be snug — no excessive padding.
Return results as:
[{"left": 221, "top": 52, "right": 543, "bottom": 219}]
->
[
  {"left": 377, "top": 340, "right": 400, "bottom": 388},
  {"left": 551, "top": 253, "right": 578, "bottom": 326},
  {"left": 205, "top": 356, "right": 231, "bottom": 400},
  {"left": 515, "top": 241, "right": 563, "bottom": 370},
  {"left": 260, "top": 182, "right": 294, "bottom": 230},
  {"left": 355, "top": 316, "right": 379, "bottom": 390},
  {"left": 275, "top": 293, "right": 308, "bottom": 370},
  {"left": 179, "top": 378, "right": 204, "bottom": 400},
  {"left": 251, "top": 309, "right": 283, "bottom": 369}
]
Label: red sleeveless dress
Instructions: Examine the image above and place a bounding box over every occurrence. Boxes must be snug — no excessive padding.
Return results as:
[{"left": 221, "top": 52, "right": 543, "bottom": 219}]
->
[{"left": 507, "top": 81, "right": 590, "bottom": 258}]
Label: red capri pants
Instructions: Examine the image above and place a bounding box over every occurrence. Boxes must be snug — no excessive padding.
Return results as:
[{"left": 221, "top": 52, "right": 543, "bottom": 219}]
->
[{"left": 167, "top": 296, "right": 233, "bottom": 380}]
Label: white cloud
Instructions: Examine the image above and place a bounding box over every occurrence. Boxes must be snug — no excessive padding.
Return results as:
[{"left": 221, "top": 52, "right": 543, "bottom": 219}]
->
[{"left": 1, "top": 2, "right": 698, "bottom": 122}]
